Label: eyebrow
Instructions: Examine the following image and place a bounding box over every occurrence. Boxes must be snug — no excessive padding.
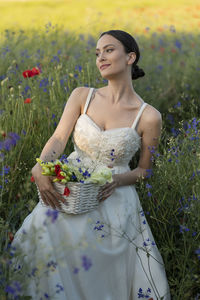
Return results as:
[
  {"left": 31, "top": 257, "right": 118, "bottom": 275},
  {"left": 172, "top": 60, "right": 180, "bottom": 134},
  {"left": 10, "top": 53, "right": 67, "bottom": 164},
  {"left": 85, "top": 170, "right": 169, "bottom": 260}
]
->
[{"left": 96, "top": 44, "right": 115, "bottom": 51}]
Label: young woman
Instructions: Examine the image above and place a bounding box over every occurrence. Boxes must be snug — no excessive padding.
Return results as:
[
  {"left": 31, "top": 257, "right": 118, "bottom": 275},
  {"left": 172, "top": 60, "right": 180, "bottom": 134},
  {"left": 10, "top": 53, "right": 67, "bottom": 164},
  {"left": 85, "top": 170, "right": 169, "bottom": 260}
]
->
[{"left": 12, "top": 30, "right": 171, "bottom": 299}]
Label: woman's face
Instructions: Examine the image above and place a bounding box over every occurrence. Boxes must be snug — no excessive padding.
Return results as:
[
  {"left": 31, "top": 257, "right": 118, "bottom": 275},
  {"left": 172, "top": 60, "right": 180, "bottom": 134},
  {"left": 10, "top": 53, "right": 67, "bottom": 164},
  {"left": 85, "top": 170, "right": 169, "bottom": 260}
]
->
[{"left": 96, "top": 34, "right": 134, "bottom": 80}]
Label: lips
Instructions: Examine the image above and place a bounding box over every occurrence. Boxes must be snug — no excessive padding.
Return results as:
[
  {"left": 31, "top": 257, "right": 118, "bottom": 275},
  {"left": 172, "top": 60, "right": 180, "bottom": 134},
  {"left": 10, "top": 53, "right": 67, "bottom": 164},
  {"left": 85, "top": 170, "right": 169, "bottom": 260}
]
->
[{"left": 100, "top": 64, "right": 110, "bottom": 70}]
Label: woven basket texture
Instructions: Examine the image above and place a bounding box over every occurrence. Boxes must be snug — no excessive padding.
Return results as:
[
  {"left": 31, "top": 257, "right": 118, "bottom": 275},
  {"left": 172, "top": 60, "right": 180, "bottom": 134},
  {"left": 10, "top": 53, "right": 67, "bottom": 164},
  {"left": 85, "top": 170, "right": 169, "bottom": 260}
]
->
[{"left": 37, "top": 181, "right": 101, "bottom": 214}]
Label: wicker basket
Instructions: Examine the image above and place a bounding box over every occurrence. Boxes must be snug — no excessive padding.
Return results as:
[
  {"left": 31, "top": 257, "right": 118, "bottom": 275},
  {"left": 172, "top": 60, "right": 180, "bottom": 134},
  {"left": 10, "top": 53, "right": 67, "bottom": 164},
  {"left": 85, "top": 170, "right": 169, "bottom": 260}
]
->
[{"left": 37, "top": 181, "right": 102, "bottom": 214}]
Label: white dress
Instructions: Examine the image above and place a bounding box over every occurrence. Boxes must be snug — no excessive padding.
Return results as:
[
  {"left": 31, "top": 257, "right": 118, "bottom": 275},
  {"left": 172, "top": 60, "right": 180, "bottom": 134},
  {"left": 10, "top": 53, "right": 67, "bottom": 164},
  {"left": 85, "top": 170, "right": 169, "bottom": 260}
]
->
[{"left": 12, "top": 88, "right": 171, "bottom": 300}]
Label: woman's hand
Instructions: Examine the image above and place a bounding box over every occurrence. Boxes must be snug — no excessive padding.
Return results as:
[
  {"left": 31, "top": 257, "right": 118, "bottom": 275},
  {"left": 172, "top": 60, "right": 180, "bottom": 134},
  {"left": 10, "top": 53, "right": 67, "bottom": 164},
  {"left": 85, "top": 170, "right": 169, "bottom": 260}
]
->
[
  {"left": 32, "top": 164, "right": 66, "bottom": 210},
  {"left": 98, "top": 174, "right": 120, "bottom": 202}
]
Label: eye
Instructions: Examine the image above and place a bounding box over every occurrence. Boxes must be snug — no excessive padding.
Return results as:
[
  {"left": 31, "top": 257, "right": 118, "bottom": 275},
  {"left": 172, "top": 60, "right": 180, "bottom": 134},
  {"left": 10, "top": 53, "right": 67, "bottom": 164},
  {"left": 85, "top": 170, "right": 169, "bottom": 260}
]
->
[
  {"left": 106, "top": 48, "right": 113, "bottom": 53},
  {"left": 95, "top": 52, "right": 99, "bottom": 57}
]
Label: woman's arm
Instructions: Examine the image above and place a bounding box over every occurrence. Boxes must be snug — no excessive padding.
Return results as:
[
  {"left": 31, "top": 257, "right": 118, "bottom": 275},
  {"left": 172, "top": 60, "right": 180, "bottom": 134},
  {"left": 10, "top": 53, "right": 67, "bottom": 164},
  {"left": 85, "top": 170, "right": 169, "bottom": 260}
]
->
[
  {"left": 32, "top": 87, "right": 89, "bottom": 209},
  {"left": 100, "top": 106, "right": 162, "bottom": 201},
  {"left": 116, "top": 106, "right": 162, "bottom": 186}
]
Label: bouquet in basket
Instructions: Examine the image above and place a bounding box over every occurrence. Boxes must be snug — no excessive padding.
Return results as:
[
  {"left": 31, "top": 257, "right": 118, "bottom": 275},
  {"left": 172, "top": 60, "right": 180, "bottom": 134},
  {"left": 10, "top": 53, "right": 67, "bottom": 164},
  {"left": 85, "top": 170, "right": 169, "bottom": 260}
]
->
[{"left": 36, "top": 156, "right": 113, "bottom": 214}]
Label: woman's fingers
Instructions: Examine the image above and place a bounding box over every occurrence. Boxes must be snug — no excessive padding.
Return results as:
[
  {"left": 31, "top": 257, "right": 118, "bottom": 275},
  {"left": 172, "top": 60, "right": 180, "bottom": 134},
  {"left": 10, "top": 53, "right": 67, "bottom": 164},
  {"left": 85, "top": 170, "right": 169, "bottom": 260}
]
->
[
  {"left": 40, "top": 187, "right": 66, "bottom": 209},
  {"left": 98, "top": 181, "right": 117, "bottom": 202}
]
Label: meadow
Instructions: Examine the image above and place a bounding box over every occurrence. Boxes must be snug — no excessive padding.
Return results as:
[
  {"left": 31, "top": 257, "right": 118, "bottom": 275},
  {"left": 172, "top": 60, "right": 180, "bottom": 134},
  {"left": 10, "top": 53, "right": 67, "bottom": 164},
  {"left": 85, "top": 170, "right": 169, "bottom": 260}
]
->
[{"left": 0, "top": 0, "right": 200, "bottom": 299}]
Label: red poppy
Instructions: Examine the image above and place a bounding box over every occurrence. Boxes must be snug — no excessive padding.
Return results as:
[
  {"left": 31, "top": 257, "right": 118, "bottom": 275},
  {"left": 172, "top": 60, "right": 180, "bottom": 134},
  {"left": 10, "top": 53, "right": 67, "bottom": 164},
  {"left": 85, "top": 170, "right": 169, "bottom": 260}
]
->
[
  {"left": 55, "top": 164, "right": 61, "bottom": 175},
  {"left": 64, "top": 187, "right": 70, "bottom": 196},
  {"left": 30, "top": 176, "right": 35, "bottom": 182},
  {"left": 23, "top": 67, "right": 40, "bottom": 78},
  {"left": 159, "top": 47, "right": 165, "bottom": 53},
  {"left": 24, "top": 98, "right": 31, "bottom": 104},
  {"left": 2, "top": 132, "right": 6, "bottom": 138},
  {"left": 8, "top": 232, "right": 14, "bottom": 242},
  {"left": 54, "top": 165, "right": 65, "bottom": 180},
  {"left": 56, "top": 170, "right": 65, "bottom": 180}
]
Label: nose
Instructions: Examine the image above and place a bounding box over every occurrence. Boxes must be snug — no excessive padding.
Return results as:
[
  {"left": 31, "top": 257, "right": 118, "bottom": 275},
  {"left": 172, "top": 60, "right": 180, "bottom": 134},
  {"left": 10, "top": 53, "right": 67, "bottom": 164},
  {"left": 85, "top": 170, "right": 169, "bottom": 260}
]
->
[{"left": 98, "top": 51, "right": 106, "bottom": 62}]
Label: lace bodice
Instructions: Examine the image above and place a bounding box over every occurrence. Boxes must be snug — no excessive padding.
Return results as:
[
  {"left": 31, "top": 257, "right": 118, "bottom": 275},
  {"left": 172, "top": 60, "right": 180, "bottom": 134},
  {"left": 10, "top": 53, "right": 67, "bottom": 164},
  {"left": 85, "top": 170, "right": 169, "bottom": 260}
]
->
[{"left": 68, "top": 88, "right": 147, "bottom": 172}]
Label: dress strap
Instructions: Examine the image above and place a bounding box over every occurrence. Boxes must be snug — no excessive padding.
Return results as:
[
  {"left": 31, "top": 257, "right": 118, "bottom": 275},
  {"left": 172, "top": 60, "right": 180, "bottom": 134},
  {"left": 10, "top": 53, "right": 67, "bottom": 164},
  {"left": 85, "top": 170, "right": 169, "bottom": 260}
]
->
[
  {"left": 131, "top": 103, "right": 147, "bottom": 129},
  {"left": 83, "top": 88, "right": 95, "bottom": 114}
]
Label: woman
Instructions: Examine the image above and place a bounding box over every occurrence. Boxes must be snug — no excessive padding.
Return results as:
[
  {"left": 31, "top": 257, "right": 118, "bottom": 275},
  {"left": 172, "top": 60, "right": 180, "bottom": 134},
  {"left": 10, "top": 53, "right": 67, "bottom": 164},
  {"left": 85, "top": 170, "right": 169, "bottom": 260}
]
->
[{"left": 12, "top": 30, "right": 171, "bottom": 299}]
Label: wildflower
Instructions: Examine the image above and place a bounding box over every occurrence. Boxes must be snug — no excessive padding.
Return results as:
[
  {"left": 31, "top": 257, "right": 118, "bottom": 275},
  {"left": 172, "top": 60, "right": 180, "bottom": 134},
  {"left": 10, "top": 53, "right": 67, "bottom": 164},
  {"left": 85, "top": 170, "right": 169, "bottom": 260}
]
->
[
  {"left": 195, "top": 248, "right": 200, "bottom": 260},
  {"left": 146, "top": 183, "right": 152, "bottom": 189},
  {"left": 55, "top": 283, "right": 64, "bottom": 293},
  {"left": 45, "top": 209, "right": 59, "bottom": 223},
  {"left": 175, "top": 39, "right": 182, "bottom": 50},
  {"left": 81, "top": 255, "right": 92, "bottom": 271},
  {"left": 147, "top": 191, "right": 152, "bottom": 197},
  {"left": 24, "top": 98, "right": 31, "bottom": 104},
  {"left": 63, "top": 187, "right": 70, "bottom": 196},
  {"left": 179, "top": 225, "right": 190, "bottom": 233},
  {"left": 146, "top": 169, "right": 153, "bottom": 178},
  {"left": 22, "top": 67, "right": 40, "bottom": 78},
  {"left": 5, "top": 281, "right": 22, "bottom": 298},
  {"left": 73, "top": 267, "right": 79, "bottom": 274},
  {"left": 30, "top": 176, "right": 35, "bottom": 182},
  {"left": 8, "top": 232, "right": 14, "bottom": 242}
]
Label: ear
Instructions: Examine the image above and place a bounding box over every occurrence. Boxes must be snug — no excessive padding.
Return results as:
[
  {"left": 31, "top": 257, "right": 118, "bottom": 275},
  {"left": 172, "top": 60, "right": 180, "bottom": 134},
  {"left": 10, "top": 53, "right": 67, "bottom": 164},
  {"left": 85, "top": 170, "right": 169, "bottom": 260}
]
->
[{"left": 127, "top": 52, "right": 136, "bottom": 65}]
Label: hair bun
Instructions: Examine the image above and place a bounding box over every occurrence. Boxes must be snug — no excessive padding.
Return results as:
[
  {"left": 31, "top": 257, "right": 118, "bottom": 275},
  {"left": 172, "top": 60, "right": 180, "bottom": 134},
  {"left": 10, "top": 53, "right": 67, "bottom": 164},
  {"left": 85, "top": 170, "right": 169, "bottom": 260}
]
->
[{"left": 132, "top": 64, "right": 145, "bottom": 80}]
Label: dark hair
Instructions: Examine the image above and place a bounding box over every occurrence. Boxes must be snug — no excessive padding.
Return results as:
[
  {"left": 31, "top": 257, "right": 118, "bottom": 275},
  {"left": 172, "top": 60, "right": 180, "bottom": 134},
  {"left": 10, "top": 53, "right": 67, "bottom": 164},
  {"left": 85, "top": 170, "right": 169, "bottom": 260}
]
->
[{"left": 99, "top": 30, "right": 145, "bottom": 80}]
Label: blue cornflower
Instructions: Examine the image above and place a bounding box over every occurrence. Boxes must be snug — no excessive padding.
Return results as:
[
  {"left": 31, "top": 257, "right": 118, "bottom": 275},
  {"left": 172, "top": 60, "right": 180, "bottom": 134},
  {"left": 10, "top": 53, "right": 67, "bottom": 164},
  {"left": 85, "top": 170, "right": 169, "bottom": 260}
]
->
[
  {"left": 195, "top": 248, "right": 200, "bottom": 260},
  {"left": 147, "top": 191, "right": 152, "bottom": 197},
  {"left": 157, "top": 65, "right": 163, "bottom": 71},
  {"left": 146, "top": 183, "right": 152, "bottom": 189},
  {"left": 81, "top": 255, "right": 92, "bottom": 271},
  {"left": 0, "top": 166, "right": 10, "bottom": 176},
  {"left": 166, "top": 114, "right": 174, "bottom": 125},
  {"left": 5, "top": 281, "right": 22, "bottom": 297},
  {"left": 146, "top": 169, "right": 153, "bottom": 178},
  {"left": 175, "top": 39, "right": 182, "bottom": 50},
  {"left": 179, "top": 225, "right": 190, "bottom": 233},
  {"left": 51, "top": 55, "right": 60, "bottom": 63},
  {"left": 3, "top": 139, "right": 13, "bottom": 151},
  {"left": 73, "top": 267, "right": 79, "bottom": 274},
  {"left": 31, "top": 267, "right": 38, "bottom": 276},
  {"left": 45, "top": 209, "right": 59, "bottom": 223},
  {"left": 174, "top": 101, "right": 181, "bottom": 108},
  {"left": 47, "top": 260, "right": 57, "bottom": 269},
  {"left": 75, "top": 65, "right": 82, "bottom": 72},
  {"left": 83, "top": 170, "right": 89, "bottom": 176},
  {"left": 94, "top": 224, "right": 104, "bottom": 231},
  {"left": 71, "top": 174, "right": 77, "bottom": 180},
  {"left": 171, "top": 127, "right": 181, "bottom": 137},
  {"left": 55, "top": 283, "right": 64, "bottom": 293},
  {"left": 138, "top": 287, "right": 145, "bottom": 298},
  {"left": 8, "top": 132, "right": 20, "bottom": 144}
]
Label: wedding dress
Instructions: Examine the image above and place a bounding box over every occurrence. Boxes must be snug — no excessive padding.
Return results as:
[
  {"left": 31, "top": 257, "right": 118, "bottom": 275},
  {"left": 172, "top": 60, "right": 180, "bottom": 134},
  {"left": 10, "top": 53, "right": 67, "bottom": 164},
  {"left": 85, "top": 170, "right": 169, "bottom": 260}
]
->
[{"left": 12, "top": 88, "right": 171, "bottom": 299}]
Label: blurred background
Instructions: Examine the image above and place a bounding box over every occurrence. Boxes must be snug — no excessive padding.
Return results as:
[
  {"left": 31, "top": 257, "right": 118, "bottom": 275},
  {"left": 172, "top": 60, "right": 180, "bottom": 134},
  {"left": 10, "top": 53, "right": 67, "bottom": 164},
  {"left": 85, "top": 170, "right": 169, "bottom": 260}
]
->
[{"left": 0, "top": 0, "right": 199, "bottom": 34}]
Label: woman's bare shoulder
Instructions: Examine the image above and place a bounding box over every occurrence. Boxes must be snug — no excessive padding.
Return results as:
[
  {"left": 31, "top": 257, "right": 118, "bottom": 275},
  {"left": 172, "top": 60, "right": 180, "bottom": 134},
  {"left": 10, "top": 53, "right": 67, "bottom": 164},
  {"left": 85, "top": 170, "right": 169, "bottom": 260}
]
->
[
  {"left": 143, "top": 103, "right": 162, "bottom": 127},
  {"left": 70, "top": 86, "right": 90, "bottom": 98}
]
